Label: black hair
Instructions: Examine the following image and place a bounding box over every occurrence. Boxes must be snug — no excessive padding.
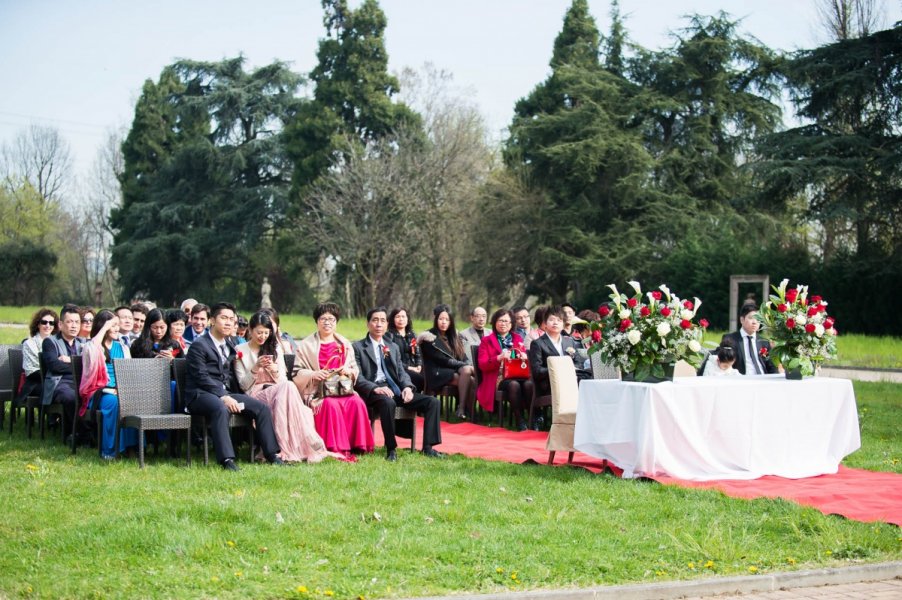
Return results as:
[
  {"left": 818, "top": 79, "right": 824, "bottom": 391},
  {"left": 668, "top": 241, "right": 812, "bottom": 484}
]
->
[
  {"left": 739, "top": 303, "right": 759, "bottom": 319},
  {"left": 209, "top": 302, "right": 235, "bottom": 319},
  {"left": 366, "top": 306, "right": 388, "bottom": 322},
  {"left": 490, "top": 308, "right": 513, "bottom": 335},
  {"left": 716, "top": 344, "right": 737, "bottom": 364},
  {"left": 134, "top": 308, "right": 173, "bottom": 358},
  {"left": 166, "top": 309, "right": 189, "bottom": 326},
  {"left": 249, "top": 310, "right": 279, "bottom": 357},
  {"left": 388, "top": 307, "right": 413, "bottom": 335},
  {"left": 313, "top": 302, "right": 341, "bottom": 322},
  {"left": 544, "top": 305, "right": 565, "bottom": 324},
  {"left": 431, "top": 304, "right": 465, "bottom": 360},
  {"left": 28, "top": 308, "right": 59, "bottom": 337}
]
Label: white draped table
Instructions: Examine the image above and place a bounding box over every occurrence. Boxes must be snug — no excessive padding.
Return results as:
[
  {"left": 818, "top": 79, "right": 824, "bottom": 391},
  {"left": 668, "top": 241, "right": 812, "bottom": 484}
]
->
[{"left": 573, "top": 375, "right": 860, "bottom": 481}]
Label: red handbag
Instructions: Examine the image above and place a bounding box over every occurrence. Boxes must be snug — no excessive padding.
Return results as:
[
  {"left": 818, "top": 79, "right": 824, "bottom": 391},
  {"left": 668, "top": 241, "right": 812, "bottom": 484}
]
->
[{"left": 501, "top": 356, "right": 531, "bottom": 379}]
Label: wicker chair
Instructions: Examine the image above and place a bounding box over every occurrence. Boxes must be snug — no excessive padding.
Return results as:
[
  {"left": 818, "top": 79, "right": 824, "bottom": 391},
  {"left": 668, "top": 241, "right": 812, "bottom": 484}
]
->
[
  {"left": 546, "top": 356, "right": 579, "bottom": 465},
  {"left": 36, "top": 352, "right": 66, "bottom": 442},
  {"left": 7, "top": 347, "right": 33, "bottom": 435},
  {"left": 171, "top": 358, "right": 255, "bottom": 465},
  {"left": 589, "top": 352, "right": 620, "bottom": 380},
  {"left": 113, "top": 358, "right": 191, "bottom": 468},
  {"left": 367, "top": 404, "right": 417, "bottom": 451},
  {"left": 0, "top": 344, "right": 17, "bottom": 430}
]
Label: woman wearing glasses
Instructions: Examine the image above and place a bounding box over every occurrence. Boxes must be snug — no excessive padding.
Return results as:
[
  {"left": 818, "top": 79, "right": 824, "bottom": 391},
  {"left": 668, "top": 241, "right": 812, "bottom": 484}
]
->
[
  {"left": 16, "top": 308, "right": 59, "bottom": 404},
  {"left": 293, "top": 302, "right": 373, "bottom": 458},
  {"left": 78, "top": 307, "right": 95, "bottom": 340}
]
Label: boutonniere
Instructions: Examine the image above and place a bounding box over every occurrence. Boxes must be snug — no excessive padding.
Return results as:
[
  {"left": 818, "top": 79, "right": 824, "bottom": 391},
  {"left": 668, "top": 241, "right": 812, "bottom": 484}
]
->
[
  {"left": 565, "top": 347, "right": 576, "bottom": 357},
  {"left": 381, "top": 345, "right": 392, "bottom": 358},
  {"left": 410, "top": 338, "right": 417, "bottom": 352},
  {"left": 759, "top": 346, "right": 769, "bottom": 359},
  {"left": 236, "top": 351, "right": 243, "bottom": 360}
]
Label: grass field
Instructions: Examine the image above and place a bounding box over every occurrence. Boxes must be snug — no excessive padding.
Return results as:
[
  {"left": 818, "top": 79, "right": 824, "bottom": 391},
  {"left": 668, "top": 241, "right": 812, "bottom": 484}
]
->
[{"left": 0, "top": 380, "right": 900, "bottom": 599}]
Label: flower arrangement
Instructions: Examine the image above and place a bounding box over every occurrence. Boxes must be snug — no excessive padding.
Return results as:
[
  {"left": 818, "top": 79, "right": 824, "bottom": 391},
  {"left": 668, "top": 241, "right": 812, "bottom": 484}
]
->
[
  {"left": 758, "top": 279, "right": 837, "bottom": 376},
  {"left": 588, "top": 281, "right": 708, "bottom": 381}
]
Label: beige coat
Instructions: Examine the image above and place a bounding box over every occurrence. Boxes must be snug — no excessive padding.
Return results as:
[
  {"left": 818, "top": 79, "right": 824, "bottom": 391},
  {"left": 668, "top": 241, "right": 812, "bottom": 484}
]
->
[{"left": 293, "top": 332, "right": 359, "bottom": 398}]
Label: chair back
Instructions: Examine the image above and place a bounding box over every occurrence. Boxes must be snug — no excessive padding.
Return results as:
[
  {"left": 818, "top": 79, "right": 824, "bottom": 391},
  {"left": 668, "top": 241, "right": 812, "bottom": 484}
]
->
[
  {"left": 8, "top": 347, "right": 24, "bottom": 394},
  {"left": 171, "top": 358, "right": 188, "bottom": 412},
  {"left": 114, "top": 359, "right": 171, "bottom": 418},
  {"left": 589, "top": 351, "right": 619, "bottom": 380},
  {"left": 548, "top": 356, "right": 579, "bottom": 423},
  {"left": 283, "top": 353, "right": 296, "bottom": 377},
  {"left": 0, "top": 344, "right": 19, "bottom": 399},
  {"left": 71, "top": 355, "right": 84, "bottom": 390},
  {"left": 674, "top": 359, "right": 697, "bottom": 377},
  {"left": 470, "top": 345, "right": 482, "bottom": 385}
]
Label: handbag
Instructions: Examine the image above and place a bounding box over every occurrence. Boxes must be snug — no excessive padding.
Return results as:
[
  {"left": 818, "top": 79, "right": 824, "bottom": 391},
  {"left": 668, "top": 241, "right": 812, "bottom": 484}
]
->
[
  {"left": 321, "top": 369, "right": 353, "bottom": 397},
  {"left": 501, "top": 356, "right": 531, "bottom": 380}
]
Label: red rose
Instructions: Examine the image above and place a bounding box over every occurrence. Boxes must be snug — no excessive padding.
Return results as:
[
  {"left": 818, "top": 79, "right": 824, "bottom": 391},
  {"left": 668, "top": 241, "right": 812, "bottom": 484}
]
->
[
  {"left": 818, "top": 304, "right": 827, "bottom": 313},
  {"left": 785, "top": 288, "right": 798, "bottom": 303},
  {"left": 591, "top": 329, "right": 602, "bottom": 343},
  {"left": 680, "top": 319, "right": 691, "bottom": 330},
  {"left": 786, "top": 318, "right": 796, "bottom": 329},
  {"left": 598, "top": 305, "right": 611, "bottom": 318},
  {"left": 639, "top": 306, "right": 651, "bottom": 317},
  {"left": 777, "top": 303, "right": 788, "bottom": 313},
  {"left": 619, "top": 319, "right": 632, "bottom": 332},
  {"left": 825, "top": 316, "right": 835, "bottom": 328},
  {"left": 759, "top": 346, "right": 768, "bottom": 357},
  {"left": 382, "top": 345, "right": 391, "bottom": 357},
  {"left": 807, "top": 306, "right": 819, "bottom": 317},
  {"left": 683, "top": 300, "right": 694, "bottom": 310},
  {"left": 805, "top": 323, "right": 816, "bottom": 334},
  {"left": 660, "top": 306, "right": 672, "bottom": 317},
  {"left": 626, "top": 298, "right": 638, "bottom": 308},
  {"left": 699, "top": 318, "right": 709, "bottom": 328},
  {"left": 810, "top": 295, "right": 822, "bottom": 304},
  {"left": 237, "top": 351, "right": 243, "bottom": 360},
  {"left": 651, "top": 291, "right": 662, "bottom": 301}
]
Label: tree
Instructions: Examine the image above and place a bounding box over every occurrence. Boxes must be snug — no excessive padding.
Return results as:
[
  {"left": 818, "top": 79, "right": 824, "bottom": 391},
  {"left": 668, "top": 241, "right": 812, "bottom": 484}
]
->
[
  {"left": 1, "top": 124, "right": 73, "bottom": 204},
  {"left": 815, "top": 0, "right": 886, "bottom": 40},
  {"left": 0, "top": 181, "right": 59, "bottom": 304}
]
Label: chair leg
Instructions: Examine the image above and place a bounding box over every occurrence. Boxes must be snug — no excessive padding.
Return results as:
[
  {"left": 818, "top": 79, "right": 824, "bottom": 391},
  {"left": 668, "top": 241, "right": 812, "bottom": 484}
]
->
[
  {"left": 185, "top": 430, "right": 191, "bottom": 466},
  {"left": 567, "top": 452, "right": 574, "bottom": 464},
  {"left": 548, "top": 450, "right": 556, "bottom": 465},
  {"left": 138, "top": 430, "right": 146, "bottom": 468},
  {"left": 410, "top": 418, "right": 416, "bottom": 452}
]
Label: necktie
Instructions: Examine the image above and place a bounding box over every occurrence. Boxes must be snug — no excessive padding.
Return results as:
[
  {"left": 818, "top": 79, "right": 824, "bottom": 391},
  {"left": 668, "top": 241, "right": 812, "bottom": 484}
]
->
[
  {"left": 378, "top": 344, "right": 402, "bottom": 397},
  {"left": 219, "top": 343, "right": 230, "bottom": 365},
  {"left": 746, "top": 335, "right": 762, "bottom": 375}
]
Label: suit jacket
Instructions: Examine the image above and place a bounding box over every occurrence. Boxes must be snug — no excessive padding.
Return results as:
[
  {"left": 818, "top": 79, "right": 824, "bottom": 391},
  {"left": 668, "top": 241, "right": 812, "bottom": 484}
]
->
[
  {"left": 42, "top": 334, "right": 84, "bottom": 380},
  {"left": 458, "top": 326, "right": 486, "bottom": 365},
  {"left": 722, "top": 331, "right": 778, "bottom": 375},
  {"left": 528, "top": 333, "right": 589, "bottom": 395},
  {"left": 352, "top": 336, "right": 414, "bottom": 401},
  {"left": 184, "top": 331, "right": 239, "bottom": 401}
]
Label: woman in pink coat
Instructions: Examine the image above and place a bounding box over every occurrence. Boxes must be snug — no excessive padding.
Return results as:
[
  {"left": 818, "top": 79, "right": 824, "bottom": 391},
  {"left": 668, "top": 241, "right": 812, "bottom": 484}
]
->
[{"left": 476, "top": 309, "right": 533, "bottom": 431}]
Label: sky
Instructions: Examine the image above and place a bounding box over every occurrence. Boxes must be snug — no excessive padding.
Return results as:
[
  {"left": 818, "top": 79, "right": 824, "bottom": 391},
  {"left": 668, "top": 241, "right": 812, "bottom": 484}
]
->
[{"left": 1, "top": 0, "right": 900, "bottom": 180}]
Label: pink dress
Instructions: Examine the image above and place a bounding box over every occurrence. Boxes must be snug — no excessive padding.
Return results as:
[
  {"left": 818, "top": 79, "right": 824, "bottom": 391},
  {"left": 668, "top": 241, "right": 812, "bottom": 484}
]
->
[{"left": 314, "top": 342, "right": 374, "bottom": 455}]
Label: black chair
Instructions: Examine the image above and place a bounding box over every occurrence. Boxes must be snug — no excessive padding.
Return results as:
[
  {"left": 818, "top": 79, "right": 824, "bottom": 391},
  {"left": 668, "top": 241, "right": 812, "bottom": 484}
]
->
[
  {"left": 283, "top": 353, "right": 298, "bottom": 378},
  {"left": 36, "top": 352, "right": 66, "bottom": 442},
  {"left": 69, "top": 356, "right": 103, "bottom": 455},
  {"left": 0, "top": 344, "right": 18, "bottom": 431},
  {"left": 113, "top": 358, "right": 191, "bottom": 468},
  {"left": 171, "top": 358, "right": 255, "bottom": 465},
  {"left": 470, "top": 345, "right": 506, "bottom": 427},
  {"left": 367, "top": 404, "right": 417, "bottom": 451},
  {"left": 528, "top": 362, "right": 552, "bottom": 432}
]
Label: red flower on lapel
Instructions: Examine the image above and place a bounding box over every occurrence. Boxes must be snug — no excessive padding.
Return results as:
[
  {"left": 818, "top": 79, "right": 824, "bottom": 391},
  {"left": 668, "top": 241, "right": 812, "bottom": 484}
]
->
[{"left": 759, "top": 346, "right": 769, "bottom": 359}]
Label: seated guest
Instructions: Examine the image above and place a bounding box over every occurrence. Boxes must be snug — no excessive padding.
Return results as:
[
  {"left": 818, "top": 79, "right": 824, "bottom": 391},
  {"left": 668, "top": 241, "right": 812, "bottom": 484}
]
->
[
  {"left": 419, "top": 304, "right": 476, "bottom": 420},
  {"left": 130, "top": 308, "right": 177, "bottom": 359},
  {"left": 42, "top": 304, "right": 85, "bottom": 438},
  {"left": 353, "top": 307, "right": 444, "bottom": 461},
  {"left": 183, "top": 303, "right": 210, "bottom": 344},
  {"left": 129, "top": 303, "right": 148, "bottom": 340},
  {"left": 528, "top": 306, "right": 548, "bottom": 346},
  {"left": 113, "top": 306, "right": 134, "bottom": 348},
  {"left": 17, "top": 308, "right": 58, "bottom": 405},
  {"left": 234, "top": 310, "right": 346, "bottom": 463},
  {"left": 702, "top": 342, "right": 740, "bottom": 377},
  {"left": 477, "top": 309, "right": 533, "bottom": 431},
  {"left": 528, "top": 305, "right": 591, "bottom": 430},
  {"left": 293, "top": 302, "right": 374, "bottom": 458},
  {"left": 720, "top": 304, "right": 778, "bottom": 375},
  {"left": 234, "top": 315, "right": 249, "bottom": 344},
  {"left": 458, "top": 306, "right": 488, "bottom": 365},
  {"left": 179, "top": 298, "right": 198, "bottom": 319},
  {"left": 184, "top": 302, "right": 283, "bottom": 471},
  {"left": 78, "top": 306, "right": 95, "bottom": 341},
  {"left": 166, "top": 309, "right": 189, "bottom": 356},
  {"left": 512, "top": 305, "right": 531, "bottom": 347},
  {"left": 78, "top": 309, "right": 138, "bottom": 459},
  {"left": 386, "top": 306, "right": 424, "bottom": 392},
  {"left": 561, "top": 303, "right": 577, "bottom": 337},
  {"left": 259, "top": 307, "right": 299, "bottom": 355}
]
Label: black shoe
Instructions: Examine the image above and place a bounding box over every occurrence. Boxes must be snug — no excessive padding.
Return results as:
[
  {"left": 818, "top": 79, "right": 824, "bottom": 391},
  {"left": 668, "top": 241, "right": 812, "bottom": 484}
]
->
[
  {"left": 221, "top": 458, "right": 240, "bottom": 472},
  {"left": 268, "top": 456, "right": 287, "bottom": 466},
  {"left": 532, "top": 415, "right": 545, "bottom": 431},
  {"left": 422, "top": 448, "right": 445, "bottom": 458},
  {"left": 517, "top": 421, "right": 528, "bottom": 432},
  {"left": 385, "top": 449, "right": 398, "bottom": 462}
]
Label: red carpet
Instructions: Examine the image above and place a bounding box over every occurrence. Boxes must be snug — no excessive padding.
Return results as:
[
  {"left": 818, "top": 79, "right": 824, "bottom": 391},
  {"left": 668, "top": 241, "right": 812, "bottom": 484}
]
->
[{"left": 380, "top": 419, "right": 902, "bottom": 527}]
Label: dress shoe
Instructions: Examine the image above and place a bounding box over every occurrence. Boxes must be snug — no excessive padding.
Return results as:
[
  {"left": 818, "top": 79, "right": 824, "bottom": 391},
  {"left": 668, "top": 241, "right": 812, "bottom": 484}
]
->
[
  {"left": 532, "top": 415, "right": 545, "bottom": 431},
  {"left": 221, "top": 458, "right": 240, "bottom": 472},
  {"left": 385, "top": 449, "right": 398, "bottom": 462},
  {"left": 422, "top": 448, "right": 445, "bottom": 458},
  {"left": 517, "top": 421, "right": 528, "bottom": 432},
  {"left": 268, "top": 456, "right": 287, "bottom": 466}
]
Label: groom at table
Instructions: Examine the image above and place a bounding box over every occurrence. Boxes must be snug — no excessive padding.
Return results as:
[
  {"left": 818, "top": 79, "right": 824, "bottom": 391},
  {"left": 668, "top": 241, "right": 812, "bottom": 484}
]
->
[
  {"left": 720, "top": 303, "right": 778, "bottom": 376},
  {"left": 184, "top": 301, "right": 283, "bottom": 471},
  {"left": 353, "top": 306, "right": 444, "bottom": 462}
]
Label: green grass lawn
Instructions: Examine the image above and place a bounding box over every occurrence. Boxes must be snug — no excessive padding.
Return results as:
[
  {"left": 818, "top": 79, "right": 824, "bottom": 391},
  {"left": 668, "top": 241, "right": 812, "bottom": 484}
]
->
[{"left": 1, "top": 380, "right": 900, "bottom": 599}]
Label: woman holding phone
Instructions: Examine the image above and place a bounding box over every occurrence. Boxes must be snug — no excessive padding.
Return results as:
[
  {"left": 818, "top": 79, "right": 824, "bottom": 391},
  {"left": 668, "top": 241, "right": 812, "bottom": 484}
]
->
[{"left": 234, "top": 310, "right": 347, "bottom": 463}]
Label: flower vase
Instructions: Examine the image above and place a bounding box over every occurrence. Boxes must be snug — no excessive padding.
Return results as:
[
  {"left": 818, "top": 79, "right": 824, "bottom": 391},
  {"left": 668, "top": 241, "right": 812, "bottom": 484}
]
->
[
  {"left": 622, "top": 363, "right": 675, "bottom": 383},
  {"left": 784, "top": 367, "right": 803, "bottom": 380}
]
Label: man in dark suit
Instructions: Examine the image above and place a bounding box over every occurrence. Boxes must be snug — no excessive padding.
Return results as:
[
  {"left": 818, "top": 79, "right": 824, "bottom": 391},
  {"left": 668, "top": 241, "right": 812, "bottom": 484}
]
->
[
  {"left": 528, "top": 305, "right": 591, "bottom": 430},
  {"left": 42, "top": 304, "right": 85, "bottom": 438},
  {"left": 184, "top": 301, "right": 283, "bottom": 471},
  {"left": 721, "top": 303, "right": 778, "bottom": 375},
  {"left": 353, "top": 306, "right": 443, "bottom": 462}
]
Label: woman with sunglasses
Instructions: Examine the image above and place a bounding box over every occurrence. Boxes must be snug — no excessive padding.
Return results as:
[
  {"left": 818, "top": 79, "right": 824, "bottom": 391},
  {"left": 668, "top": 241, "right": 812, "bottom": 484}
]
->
[
  {"left": 78, "top": 306, "right": 95, "bottom": 340},
  {"left": 16, "top": 308, "right": 59, "bottom": 404}
]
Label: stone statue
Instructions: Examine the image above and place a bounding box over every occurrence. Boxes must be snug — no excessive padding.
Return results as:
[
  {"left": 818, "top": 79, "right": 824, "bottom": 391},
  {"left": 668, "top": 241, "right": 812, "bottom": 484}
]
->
[{"left": 260, "top": 277, "right": 272, "bottom": 309}]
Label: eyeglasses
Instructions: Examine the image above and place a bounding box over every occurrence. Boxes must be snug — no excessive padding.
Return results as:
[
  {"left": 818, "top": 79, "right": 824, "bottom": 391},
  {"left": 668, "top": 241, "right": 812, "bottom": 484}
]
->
[
  {"left": 82, "top": 318, "right": 93, "bottom": 324},
  {"left": 318, "top": 317, "right": 337, "bottom": 325},
  {"left": 39, "top": 320, "right": 56, "bottom": 326}
]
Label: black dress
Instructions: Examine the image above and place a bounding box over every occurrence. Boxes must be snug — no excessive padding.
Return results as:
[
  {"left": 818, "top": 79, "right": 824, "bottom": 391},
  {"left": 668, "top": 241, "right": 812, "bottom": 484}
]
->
[
  {"left": 386, "top": 329, "right": 425, "bottom": 391},
  {"left": 419, "top": 328, "right": 467, "bottom": 390}
]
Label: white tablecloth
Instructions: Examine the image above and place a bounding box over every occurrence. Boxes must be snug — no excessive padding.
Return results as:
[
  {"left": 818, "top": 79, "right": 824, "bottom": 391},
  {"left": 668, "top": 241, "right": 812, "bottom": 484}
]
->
[{"left": 573, "top": 375, "right": 860, "bottom": 481}]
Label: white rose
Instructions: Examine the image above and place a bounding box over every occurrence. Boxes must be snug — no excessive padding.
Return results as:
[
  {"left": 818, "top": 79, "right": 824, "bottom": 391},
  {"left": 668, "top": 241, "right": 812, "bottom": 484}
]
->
[
  {"left": 815, "top": 324, "right": 825, "bottom": 337},
  {"left": 829, "top": 328, "right": 837, "bottom": 336},
  {"left": 627, "top": 330, "right": 642, "bottom": 345},
  {"left": 688, "top": 340, "right": 701, "bottom": 352},
  {"left": 796, "top": 314, "right": 807, "bottom": 325},
  {"left": 619, "top": 308, "right": 632, "bottom": 319},
  {"left": 680, "top": 309, "right": 693, "bottom": 321},
  {"left": 656, "top": 322, "right": 671, "bottom": 337}
]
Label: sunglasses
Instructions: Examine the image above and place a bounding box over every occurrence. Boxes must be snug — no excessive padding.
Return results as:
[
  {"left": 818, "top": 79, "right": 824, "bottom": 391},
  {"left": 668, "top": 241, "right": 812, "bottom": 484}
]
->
[
  {"left": 82, "top": 318, "right": 93, "bottom": 324},
  {"left": 40, "top": 319, "right": 56, "bottom": 326}
]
